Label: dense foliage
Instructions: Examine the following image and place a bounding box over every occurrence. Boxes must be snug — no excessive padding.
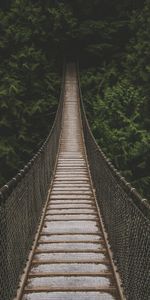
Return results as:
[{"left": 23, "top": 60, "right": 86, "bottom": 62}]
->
[
  {"left": 0, "top": 0, "right": 149, "bottom": 199},
  {"left": 79, "top": 0, "right": 150, "bottom": 199},
  {"left": 0, "top": 1, "right": 62, "bottom": 185}
]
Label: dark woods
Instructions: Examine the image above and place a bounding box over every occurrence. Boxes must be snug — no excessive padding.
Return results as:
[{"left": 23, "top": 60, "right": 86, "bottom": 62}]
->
[{"left": 0, "top": 0, "right": 149, "bottom": 199}]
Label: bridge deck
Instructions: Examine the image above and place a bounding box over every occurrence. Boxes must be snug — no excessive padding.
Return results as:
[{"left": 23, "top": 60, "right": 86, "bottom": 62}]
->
[{"left": 17, "top": 64, "right": 123, "bottom": 300}]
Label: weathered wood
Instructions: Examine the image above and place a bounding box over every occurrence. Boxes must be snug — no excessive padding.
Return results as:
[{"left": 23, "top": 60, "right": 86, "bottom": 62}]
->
[{"left": 16, "top": 63, "right": 123, "bottom": 300}]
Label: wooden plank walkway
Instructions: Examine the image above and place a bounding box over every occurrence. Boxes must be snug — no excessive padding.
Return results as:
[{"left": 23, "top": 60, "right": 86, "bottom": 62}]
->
[{"left": 16, "top": 63, "right": 123, "bottom": 300}]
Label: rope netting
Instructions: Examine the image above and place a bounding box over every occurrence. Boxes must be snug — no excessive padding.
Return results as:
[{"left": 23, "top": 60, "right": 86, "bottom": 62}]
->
[
  {"left": 0, "top": 63, "right": 149, "bottom": 300},
  {"left": 0, "top": 67, "right": 65, "bottom": 300},
  {"left": 78, "top": 68, "right": 150, "bottom": 300}
]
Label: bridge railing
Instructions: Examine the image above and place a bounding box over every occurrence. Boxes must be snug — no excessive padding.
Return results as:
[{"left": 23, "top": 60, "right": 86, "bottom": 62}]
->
[
  {"left": 0, "top": 65, "right": 65, "bottom": 300},
  {"left": 77, "top": 66, "right": 150, "bottom": 300}
]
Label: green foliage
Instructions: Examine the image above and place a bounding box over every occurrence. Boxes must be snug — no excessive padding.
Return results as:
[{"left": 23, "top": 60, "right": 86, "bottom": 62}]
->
[
  {"left": 0, "top": 0, "right": 149, "bottom": 201},
  {"left": 0, "top": 0, "right": 61, "bottom": 185},
  {"left": 81, "top": 71, "right": 150, "bottom": 199},
  {"left": 79, "top": 0, "right": 149, "bottom": 200}
]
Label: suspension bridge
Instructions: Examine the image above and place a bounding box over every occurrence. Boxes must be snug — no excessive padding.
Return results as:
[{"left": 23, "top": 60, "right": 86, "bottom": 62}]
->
[{"left": 0, "top": 63, "right": 149, "bottom": 300}]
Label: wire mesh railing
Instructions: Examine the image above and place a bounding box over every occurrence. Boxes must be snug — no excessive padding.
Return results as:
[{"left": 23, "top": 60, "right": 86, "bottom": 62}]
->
[
  {"left": 0, "top": 62, "right": 150, "bottom": 300},
  {"left": 77, "top": 66, "right": 150, "bottom": 300},
  {"left": 0, "top": 65, "right": 65, "bottom": 300}
]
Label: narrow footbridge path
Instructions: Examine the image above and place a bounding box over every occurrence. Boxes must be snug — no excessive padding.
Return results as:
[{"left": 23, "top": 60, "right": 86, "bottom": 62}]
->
[
  {"left": 0, "top": 63, "right": 149, "bottom": 300},
  {"left": 18, "top": 64, "right": 122, "bottom": 300}
]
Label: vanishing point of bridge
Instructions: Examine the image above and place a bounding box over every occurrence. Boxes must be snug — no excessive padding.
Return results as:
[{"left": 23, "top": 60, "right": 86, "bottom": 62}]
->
[{"left": 0, "top": 63, "right": 150, "bottom": 300}]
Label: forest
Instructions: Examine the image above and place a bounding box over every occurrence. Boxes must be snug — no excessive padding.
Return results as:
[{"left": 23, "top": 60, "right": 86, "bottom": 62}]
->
[{"left": 0, "top": 0, "right": 149, "bottom": 200}]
